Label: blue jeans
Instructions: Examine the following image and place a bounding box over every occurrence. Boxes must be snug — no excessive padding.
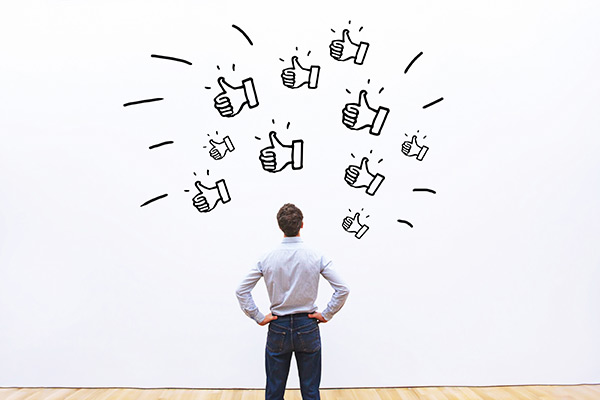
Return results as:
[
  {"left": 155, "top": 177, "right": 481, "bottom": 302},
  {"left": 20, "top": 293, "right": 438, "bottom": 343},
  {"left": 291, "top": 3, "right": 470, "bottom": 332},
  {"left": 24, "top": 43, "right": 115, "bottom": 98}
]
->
[{"left": 265, "top": 313, "right": 321, "bottom": 400}]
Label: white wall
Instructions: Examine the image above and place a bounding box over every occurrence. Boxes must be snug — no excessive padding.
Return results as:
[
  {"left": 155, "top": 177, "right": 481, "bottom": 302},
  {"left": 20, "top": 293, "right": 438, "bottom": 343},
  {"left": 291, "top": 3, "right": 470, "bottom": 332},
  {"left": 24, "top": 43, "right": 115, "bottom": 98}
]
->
[{"left": 1, "top": 0, "right": 599, "bottom": 388}]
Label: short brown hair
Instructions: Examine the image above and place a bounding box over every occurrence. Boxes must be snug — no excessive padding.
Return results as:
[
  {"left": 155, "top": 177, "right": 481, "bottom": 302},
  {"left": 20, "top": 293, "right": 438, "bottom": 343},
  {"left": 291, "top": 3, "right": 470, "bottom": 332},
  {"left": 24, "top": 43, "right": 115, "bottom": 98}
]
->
[{"left": 277, "top": 203, "right": 303, "bottom": 237}]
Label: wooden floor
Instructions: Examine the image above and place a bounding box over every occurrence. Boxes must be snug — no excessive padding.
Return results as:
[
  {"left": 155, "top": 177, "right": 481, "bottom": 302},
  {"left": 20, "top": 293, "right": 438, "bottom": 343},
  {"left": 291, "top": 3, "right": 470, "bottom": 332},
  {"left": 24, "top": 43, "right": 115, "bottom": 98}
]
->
[{"left": 1, "top": 386, "right": 599, "bottom": 400}]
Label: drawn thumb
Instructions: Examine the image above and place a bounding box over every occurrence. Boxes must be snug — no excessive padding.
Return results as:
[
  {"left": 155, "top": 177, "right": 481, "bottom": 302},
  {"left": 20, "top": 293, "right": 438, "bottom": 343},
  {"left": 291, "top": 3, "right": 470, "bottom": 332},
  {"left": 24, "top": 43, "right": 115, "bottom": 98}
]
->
[
  {"left": 209, "top": 139, "right": 218, "bottom": 147},
  {"left": 353, "top": 212, "right": 360, "bottom": 222},
  {"left": 411, "top": 135, "right": 419, "bottom": 146},
  {"left": 217, "top": 77, "right": 231, "bottom": 92},
  {"left": 194, "top": 181, "right": 206, "bottom": 194},
  {"left": 342, "top": 29, "right": 351, "bottom": 43},
  {"left": 291, "top": 56, "right": 302, "bottom": 70},
  {"left": 268, "top": 131, "right": 283, "bottom": 148},
  {"left": 358, "top": 90, "right": 368, "bottom": 107},
  {"left": 359, "top": 157, "right": 369, "bottom": 171}
]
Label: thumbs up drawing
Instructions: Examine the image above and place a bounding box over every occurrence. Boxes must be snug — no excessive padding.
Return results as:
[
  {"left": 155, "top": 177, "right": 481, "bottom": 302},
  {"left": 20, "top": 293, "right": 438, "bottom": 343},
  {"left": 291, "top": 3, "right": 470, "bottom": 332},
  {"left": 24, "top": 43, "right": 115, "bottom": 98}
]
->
[
  {"left": 402, "top": 135, "right": 429, "bottom": 161},
  {"left": 342, "top": 90, "right": 389, "bottom": 135},
  {"left": 259, "top": 131, "right": 304, "bottom": 173},
  {"left": 344, "top": 157, "right": 385, "bottom": 196},
  {"left": 192, "top": 179, "right": 231, "bottom": 213},
  {"left": 209, "top": 135, "right": 235, "bottom": 160},
  {"left": 213, "top": 76, "right": 259, "bottom": 118},
  {"left": 329, "top": 29, "right": 370, "bottom": 65},
  {"left": 281, "top": 56, "right": 320, "bottom": 89},
  {"left": 342, "top": 212, "right": 369, "bottom": 239}
]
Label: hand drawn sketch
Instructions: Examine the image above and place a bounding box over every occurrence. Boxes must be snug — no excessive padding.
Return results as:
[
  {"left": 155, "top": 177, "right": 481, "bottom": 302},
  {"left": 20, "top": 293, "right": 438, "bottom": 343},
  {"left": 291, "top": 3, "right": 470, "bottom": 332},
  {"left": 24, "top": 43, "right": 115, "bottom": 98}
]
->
[
  {"left": 402, "top": 135, "right": 429, "bottom": 161},
  {"left": 342, "top": 90, "right": 389, "bottom": 135},
  {"left": 213, "top": 77, "right": 259, "bottom": 117},
  {"left": 344, "top": 157, "right": 385, "bottom": 196},
  {"left": 259, "top": 131, "right": 304, "bottom": 173},
  {"left": 281, "top": 56, "right": 320, "bottom": 89},
  {"left": 329, "top": 29, "right": 369, "bottom": 65},
  {"left": 192, "top": 179, "right": 231, "bottom": 212},
  {"left": 209, "top": 136, "right": 235, "bottom": 160},
  {"left": 342, "top": 212, "right": 369, "bottom": 239}
]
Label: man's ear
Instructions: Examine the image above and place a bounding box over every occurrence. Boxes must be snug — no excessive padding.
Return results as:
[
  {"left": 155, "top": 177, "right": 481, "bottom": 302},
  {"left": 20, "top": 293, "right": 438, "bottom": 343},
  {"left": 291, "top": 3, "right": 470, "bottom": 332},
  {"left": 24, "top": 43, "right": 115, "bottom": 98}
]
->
[{"left": 301, "top": 221, "right": 304, "bottom": 229}]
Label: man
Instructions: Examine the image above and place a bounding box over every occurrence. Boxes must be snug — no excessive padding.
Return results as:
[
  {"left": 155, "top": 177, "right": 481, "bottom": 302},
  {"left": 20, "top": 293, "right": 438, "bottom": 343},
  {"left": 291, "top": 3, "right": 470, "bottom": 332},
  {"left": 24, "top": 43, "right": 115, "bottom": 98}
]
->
[{"left": 236, "top": 203, "right": 350, "bottom": 400}]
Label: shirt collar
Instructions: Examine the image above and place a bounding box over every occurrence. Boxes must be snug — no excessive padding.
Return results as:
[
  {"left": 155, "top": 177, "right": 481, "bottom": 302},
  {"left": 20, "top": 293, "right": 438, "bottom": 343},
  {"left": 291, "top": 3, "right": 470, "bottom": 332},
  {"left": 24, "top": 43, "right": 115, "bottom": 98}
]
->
[{"left": 282, "top": 237, "right": 303, "bottom": 244}]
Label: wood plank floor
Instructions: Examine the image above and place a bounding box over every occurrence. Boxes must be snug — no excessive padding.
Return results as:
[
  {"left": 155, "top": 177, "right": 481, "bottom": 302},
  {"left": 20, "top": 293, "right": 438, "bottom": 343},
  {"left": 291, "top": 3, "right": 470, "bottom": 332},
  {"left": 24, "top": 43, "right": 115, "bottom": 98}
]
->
[{"left": 1, "top": 386, "right": 599, "bottom": 400}]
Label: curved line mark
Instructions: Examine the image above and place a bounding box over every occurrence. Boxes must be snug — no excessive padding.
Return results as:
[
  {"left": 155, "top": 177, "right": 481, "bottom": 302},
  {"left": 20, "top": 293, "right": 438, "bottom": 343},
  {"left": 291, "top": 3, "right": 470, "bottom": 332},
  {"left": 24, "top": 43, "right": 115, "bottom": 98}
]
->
[
  {"left": 423, "top": 97, "right": 444, "bottom": 109},
  {"left": 123, "top": 98, "right": 163, "bottom": 107},
  {"left": 150, "top": 54, "right": 192, "bottom": 65},
  {"left": 404, "top": 52, "right": 423, "bottom": 74},
  {"left": 232, "top": 24, "right": 253, "bottom": 46},
  {"left": 397, "top": 219, "right": 414, "bottom": 228},
  {"left": 140, "top": 194, "right": 168, "bottom": 207},
  {"left": 149, "top": 141, "right": 174, "bottom": 149},
  {"left": 413, "top": 188, "right": 437, "bottom": 194}
]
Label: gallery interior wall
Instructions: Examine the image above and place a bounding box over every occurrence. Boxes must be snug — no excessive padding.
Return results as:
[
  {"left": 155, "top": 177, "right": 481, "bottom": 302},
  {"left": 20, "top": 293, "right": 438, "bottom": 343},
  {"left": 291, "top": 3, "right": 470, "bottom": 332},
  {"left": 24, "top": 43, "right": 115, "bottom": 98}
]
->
[{"left": 1, "top": 0, "right": 599, "bottom": 389}]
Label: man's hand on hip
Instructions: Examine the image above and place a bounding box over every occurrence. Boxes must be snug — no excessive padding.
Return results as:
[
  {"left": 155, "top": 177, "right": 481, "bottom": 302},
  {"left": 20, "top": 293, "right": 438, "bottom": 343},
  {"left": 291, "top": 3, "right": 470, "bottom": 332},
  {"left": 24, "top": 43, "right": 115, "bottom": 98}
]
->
[
  {"left": 259, "top": 313, "right": 278, "bottom": 326},
  {"left": 308, "top": 312, "right": 328, "bottom": 323}
]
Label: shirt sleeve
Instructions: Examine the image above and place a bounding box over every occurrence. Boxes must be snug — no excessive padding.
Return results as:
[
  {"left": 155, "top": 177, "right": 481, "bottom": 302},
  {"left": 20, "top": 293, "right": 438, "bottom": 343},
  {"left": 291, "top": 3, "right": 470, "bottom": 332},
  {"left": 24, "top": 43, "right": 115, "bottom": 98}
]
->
[
  {"left": 235, "top": 262, "right": 266, "bottom": 324},
  {"left": 320, "top": 256, "right": 350, "bottom": 321}
]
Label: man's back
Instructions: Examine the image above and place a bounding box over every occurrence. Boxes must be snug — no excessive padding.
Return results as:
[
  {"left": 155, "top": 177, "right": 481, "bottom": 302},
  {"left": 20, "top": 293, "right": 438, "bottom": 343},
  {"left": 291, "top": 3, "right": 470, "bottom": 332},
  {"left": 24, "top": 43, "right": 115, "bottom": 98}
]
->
[{"left": 235, "top": 203, "right": 349, "bottom": 400}]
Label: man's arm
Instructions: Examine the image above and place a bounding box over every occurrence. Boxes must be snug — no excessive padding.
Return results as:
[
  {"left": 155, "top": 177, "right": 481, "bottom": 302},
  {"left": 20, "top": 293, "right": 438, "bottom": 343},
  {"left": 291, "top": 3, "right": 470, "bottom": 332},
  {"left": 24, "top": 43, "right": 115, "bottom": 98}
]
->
[
  {"left": 319, "top": 256, "right": 350, "bottom": 321},
  {"left": 235, "top": 263, "right": 266, "bottom": 324}
]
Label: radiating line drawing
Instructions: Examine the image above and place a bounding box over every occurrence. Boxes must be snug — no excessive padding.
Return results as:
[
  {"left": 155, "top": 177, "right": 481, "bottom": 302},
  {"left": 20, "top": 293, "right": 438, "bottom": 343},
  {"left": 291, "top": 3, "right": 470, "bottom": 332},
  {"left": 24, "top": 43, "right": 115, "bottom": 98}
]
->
[
  {"left": 150, "top": 54, "right": 192, "bottom": 65},
  {"left": 344, "top": 157, "right": 385, "bottom": 196},
  {"left": 209, "top": 135, "right": 235, "bottom": 160},
  {"left": 281, "top": 56, "right": 320, "bottom": 89},
  {"left": 330, "top": 29, "right": 369, "bottom": 65},
  {"left": 404, "top": 52, "right": 423, "bottom": 74},
  {"left": 413, "top": 188, "right": 436, "bottom": 194},
  {"left": 342, "top": 90, "right": 389, "bottom": 135},
  {"left": 402, "top": 135, "right": 429, "bottom": 161},
  {"left": 149, "top": 141, "right": 174, "bottom": 149},
  {"left": 213, "top": 77, "right": 258, "bottom": 117},
  {"left": 123, "top": 98, "right": 164, "bottom": 107},
  {"left": 232, "top": 24, "right": 254, "bottom": 46},
  {"left": 140, "top": 193, "right": 168, "bottom": 207},
  {"left": 343, "top": 212, "right": 369, "bottom": 239},
  {"left": 423, "top": 97, "right": 444, "bottom": 109},
  {"left": 192, "top": 179, "right": 231, "bottom": 213},
  {"left": 259, "top": 131, "right": 303, "bottom": 173},
  {"left": 397, "top": 219, "right": 414, "bottom": 228}
]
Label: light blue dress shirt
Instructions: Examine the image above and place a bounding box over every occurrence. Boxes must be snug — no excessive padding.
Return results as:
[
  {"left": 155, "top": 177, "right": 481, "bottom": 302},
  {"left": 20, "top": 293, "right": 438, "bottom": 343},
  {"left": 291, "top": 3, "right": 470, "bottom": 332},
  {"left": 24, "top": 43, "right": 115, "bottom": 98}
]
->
[{"left": 236, "top": 237, "right": 350, "bottom": 324}]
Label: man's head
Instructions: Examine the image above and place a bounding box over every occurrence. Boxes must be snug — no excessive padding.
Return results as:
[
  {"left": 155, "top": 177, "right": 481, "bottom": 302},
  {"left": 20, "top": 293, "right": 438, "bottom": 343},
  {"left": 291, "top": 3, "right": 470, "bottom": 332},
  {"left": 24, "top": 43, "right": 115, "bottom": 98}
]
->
[{"left": 277, "top": 203, "right": 304, "bottom": 237}]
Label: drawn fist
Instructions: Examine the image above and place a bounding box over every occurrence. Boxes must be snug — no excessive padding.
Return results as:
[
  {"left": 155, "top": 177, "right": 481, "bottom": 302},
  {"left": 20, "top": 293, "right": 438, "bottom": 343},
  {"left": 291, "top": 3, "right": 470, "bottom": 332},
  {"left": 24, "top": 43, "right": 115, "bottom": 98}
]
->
[
  {"left": 329, "top": 29, "right": 370, "bottom": 65},
  {"left": 281, "top": 56, "right": 320, "bottom": 89},
  {"left": 344, "top": 157, "right": 385, "bottom": 196},
  {"left": 192, "top": 179, "right": 231, "bottom": 213},
  {"left": 259, "top": 131, "right": 304, "bottom": 173},
  {"left": 213, "top": 77, "right": 259, "bottom": 118},
  {"left": 342, "top": 90, "right": 389, "bottom": 136},
  {"left": 209, "top": 136, "right": 235, "bottom": 160},
  {"left": 342, "top": 212, "right": 369, "bottom": 239},
  {"left": 402, "top": 135, "right": 429, "bottom": 161}
]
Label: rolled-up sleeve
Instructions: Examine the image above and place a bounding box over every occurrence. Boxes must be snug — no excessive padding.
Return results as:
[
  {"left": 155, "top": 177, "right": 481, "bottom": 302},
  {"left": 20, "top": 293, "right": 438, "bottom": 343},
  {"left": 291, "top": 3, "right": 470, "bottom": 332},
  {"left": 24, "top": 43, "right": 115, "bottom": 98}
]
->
[
  {"left": 235, "top": 263, "right": 265, "bottom": 324},
  {"left": 320, "top": 257, "right": 350, "bottom": 321}
]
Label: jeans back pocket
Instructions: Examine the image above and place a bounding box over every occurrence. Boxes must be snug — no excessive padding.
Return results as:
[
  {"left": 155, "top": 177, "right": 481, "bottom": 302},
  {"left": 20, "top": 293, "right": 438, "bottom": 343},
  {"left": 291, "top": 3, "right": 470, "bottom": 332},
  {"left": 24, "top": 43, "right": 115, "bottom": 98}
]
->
[
  {"left": 296, "top": 325, "right": 321, "bottom": 353},
  {"left": 266, "top": 325, "right": 287, "bottom": 353}
]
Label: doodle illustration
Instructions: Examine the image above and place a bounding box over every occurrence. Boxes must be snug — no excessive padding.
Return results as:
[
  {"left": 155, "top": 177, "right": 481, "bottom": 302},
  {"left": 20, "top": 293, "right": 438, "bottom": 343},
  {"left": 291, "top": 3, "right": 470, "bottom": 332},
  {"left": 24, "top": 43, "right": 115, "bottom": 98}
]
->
[
  {"left": 329, "top": 29, "right": 369, "bottom": 65},
  {"left": 209, "top": 136, "right": 235, "bottom": 160},
  {"left": 281, "top": 56, "right": 320, "bottom": 89},
  {"left": 344, "top": 157, "right": 385, "bottom": 196},
  {"left": 342, "top": 212, "right": 369, "bottom": 239},
  {"left": 342, "top": 90, "right": 389, "bottom": 135},
  {"left": 402, "top": 135, "right": 429, "bottom": 161},
  {"left": 259, "top": 131, "right": 304, "bottom": 173},
  {"left": 192, "top": 179, "right": 231, "bottom": 213},
  {"left": 213, "top": 76, "right": 259, "bottom": 117}
]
